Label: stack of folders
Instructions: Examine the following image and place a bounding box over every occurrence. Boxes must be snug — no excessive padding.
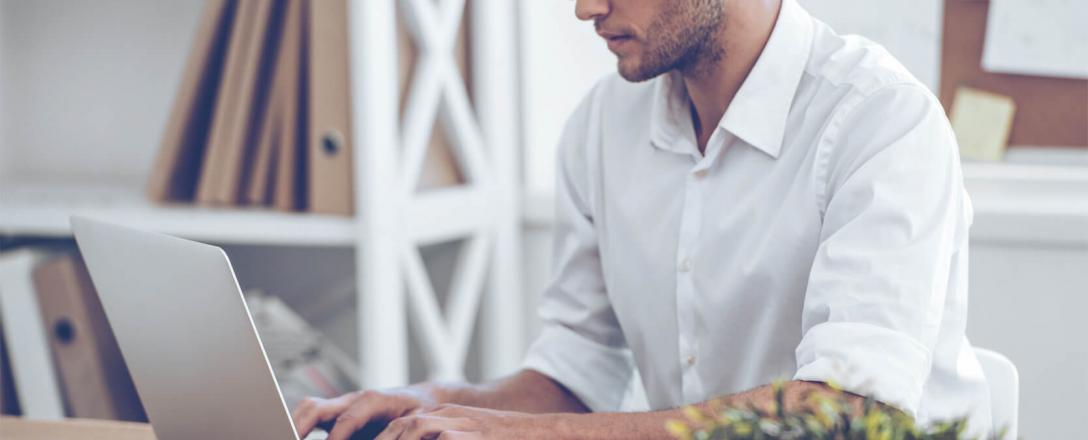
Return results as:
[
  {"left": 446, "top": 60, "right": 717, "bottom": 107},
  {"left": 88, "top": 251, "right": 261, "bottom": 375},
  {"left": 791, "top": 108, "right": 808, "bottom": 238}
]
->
[
  {"left": 244, "top": 291, "right": 359, "bottom": 410},
  {"left": 149, "top": 0, "right": 465, "bottom": 216}
]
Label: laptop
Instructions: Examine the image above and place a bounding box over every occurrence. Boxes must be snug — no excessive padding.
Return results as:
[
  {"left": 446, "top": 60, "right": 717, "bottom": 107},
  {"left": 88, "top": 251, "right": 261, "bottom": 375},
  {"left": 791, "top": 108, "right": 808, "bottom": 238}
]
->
[{"left": 72, "top": 216, "right": 328, "bottom": 440}]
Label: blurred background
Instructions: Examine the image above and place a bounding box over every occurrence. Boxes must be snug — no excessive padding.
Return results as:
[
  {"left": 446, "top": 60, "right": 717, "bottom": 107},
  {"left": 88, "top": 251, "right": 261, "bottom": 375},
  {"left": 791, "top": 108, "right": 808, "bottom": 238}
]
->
[{"left": 0, "top": 0, "right": 1084, "bottom": 438}]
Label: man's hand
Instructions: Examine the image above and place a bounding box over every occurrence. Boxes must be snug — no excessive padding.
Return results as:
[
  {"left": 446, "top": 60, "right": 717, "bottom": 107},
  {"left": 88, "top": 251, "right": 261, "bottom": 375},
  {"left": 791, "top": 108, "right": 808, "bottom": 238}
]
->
[
  {"left": 374, "top": 404, "right": 554, "bottom": 440},
  {"left": 291, "top": 370, "right": 589, "bottom": 439},
  {"left": 292, "top": 385, "right": 442, "bottom": 440}
]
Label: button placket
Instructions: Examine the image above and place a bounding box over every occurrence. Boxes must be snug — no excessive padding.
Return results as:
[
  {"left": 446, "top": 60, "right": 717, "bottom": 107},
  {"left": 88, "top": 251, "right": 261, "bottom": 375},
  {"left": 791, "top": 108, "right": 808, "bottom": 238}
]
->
[{"left": 674, "top": 161, "right": 705, "bottom": 401}]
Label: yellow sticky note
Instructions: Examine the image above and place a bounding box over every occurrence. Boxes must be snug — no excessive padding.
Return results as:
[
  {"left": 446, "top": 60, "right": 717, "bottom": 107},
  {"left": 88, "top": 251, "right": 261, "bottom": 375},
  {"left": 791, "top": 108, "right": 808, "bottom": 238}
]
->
[{"left": 950, "top": 87, "right": 1017, "bottom": 161}]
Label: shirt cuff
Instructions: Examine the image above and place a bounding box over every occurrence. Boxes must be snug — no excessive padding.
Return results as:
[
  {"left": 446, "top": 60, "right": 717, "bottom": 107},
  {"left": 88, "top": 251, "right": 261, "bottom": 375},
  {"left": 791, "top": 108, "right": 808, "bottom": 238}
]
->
[
  {"left": 523, "top": 324, "right": 633, "bottom": 412},
  {"left": 793, "top": 321, "right": 932, "bottom": 416}
]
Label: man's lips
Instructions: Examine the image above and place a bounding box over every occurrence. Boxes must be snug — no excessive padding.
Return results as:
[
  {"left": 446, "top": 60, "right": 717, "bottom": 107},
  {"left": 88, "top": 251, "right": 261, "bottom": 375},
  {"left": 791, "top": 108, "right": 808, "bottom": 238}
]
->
[
  {"left": 597, "top": 29, "right": 632, "bottom": 41},
  {"left": 597, "top": 30, "right": 635, "bottom": 51}
]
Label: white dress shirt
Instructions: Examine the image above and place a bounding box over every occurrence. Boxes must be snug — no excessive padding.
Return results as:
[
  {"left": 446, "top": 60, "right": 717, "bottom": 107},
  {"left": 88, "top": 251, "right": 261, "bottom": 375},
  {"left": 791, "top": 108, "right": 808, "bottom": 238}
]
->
[{"left": 523, "top": 0, "right": 992, "bottom": 433}]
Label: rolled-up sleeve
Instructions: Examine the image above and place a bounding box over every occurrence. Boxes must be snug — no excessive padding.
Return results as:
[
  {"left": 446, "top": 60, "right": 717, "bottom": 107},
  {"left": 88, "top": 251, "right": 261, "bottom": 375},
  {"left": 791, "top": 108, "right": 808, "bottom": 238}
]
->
[
  {"left": 523, "top": 88, "right": 633, "bottom": 412},
  {"left": 794, "top": 84, "right": 969, "bottom": 416}
]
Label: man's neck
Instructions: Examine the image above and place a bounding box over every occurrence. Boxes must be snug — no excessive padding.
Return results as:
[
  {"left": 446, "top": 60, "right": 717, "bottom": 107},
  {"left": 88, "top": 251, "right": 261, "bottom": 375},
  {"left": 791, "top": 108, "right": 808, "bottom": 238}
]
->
[{"left": 684, "top": 0, "right": 782, "bottom": 153}]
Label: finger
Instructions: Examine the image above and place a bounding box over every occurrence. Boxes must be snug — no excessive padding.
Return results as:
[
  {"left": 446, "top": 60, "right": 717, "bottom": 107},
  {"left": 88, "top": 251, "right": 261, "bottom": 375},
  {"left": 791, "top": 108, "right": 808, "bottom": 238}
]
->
[
  {"left": 399, "top": 415, "right": 470, "bottom": 440},
  {"left": 293, "top": 394, "right": 356, "bottom": 436},
  {"left": 327, "top": 396, "right": 390, "bottom": 440},
  {"left": 292, "top": 397, "right": 328, "bottom": 436},
  {"left": 372, "top": 416, "right": 408, "bottom": 440},
  {"left": 423, "top": 404, "right": 467, "bottom": 417},
  {"left": 437, "top": 431, "right": 479, "bottom": 440},
  {"left": 372, "top": 415, "right": 458, "bottom": 440},
  {"left": 291, "top": 398, "right": 317, "bottom": 435}
]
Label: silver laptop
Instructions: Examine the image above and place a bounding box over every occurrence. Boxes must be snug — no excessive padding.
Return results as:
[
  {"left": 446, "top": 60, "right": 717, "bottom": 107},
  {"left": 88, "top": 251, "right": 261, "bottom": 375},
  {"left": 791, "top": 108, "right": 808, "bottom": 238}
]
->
[{"left": 72, "top": 216, "right": 327, "bottom": 440}]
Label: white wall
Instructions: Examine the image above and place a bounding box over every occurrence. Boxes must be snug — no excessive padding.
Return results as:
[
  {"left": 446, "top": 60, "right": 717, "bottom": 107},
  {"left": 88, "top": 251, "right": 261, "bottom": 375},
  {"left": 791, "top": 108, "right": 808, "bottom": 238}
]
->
[
  {"left": 518, "top": 0, "right": 613, "bottom": 193},
  {"left": 0, "top": 0, "right": 202, "bottom": 186},
  {"left": 798, "top": 0, "right": 942, "bottom": 91},
  {"left": 966, "top": 241, "right": 1088, "bottom": 440}
]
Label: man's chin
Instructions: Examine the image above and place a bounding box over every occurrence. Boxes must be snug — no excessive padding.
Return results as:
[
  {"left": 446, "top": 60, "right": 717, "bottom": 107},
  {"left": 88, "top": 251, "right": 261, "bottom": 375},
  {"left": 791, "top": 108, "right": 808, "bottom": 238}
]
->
[{"left": 617, "top": 60, "right": 663, "bottom": 83}]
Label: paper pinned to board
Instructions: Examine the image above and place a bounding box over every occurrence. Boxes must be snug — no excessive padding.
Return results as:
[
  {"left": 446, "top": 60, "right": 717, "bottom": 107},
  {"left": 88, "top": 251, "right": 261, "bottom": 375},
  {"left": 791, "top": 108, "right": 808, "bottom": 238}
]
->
[
  {"left": 982, "top": 0, "right": 1088, "bottom": 80},
  {"left": 951, "top": 87, "right": 1017, "bottom": 162}
]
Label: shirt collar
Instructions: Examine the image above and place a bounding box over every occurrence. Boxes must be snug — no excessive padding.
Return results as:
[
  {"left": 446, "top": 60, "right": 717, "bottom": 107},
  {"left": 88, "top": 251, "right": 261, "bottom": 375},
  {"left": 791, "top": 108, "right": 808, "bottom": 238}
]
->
[{"left": 649, "top": 0, "right": 814, "bottom": 159}]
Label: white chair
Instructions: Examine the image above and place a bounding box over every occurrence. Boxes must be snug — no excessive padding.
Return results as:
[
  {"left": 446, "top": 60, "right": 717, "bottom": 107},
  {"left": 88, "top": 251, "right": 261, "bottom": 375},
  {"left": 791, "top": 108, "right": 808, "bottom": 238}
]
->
[{"left": 975, "top": 348, "right": 1019, "bottom": 439}]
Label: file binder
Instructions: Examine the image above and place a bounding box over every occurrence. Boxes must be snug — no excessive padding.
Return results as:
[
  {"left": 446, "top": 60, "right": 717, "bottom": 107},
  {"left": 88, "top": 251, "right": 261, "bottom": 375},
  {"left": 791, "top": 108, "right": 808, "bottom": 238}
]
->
[
  {"left": 272, "top": 0, "right": 307, "bottom": 212},
  {"left": 307, "top": 0, "right": 354, "bottom": 215},
  {"left": 32, "top": 254, "right": 145, "bottom": 422},
  {"left": 245, "top": 0, "right": 295, "bottom": 205},
  {"left": 198, "top": 0, "right": 283, "bottom": 205},
  {"left": 245, "top": 86, "right": 280, "bottom": 206},
  {"left": 147, "top": 0, "right": 236, "bottom": 202},
  {"left": 246, "top": 0, "right": 302, "bottom": 207}
]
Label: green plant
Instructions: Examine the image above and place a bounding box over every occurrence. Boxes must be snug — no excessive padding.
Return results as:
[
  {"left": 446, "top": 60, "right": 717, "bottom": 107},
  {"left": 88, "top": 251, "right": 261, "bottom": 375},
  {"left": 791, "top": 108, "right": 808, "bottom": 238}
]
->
[{"left": 665, "top": 381, "right": 1002, "bottom": 440}]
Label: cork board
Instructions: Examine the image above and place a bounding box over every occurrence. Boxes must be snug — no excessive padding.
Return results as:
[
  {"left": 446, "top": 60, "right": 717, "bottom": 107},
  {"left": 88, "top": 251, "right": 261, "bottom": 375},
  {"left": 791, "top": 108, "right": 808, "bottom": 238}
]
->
[{"left": 940, "top": 0, "right": 1088, "bottom": 148}]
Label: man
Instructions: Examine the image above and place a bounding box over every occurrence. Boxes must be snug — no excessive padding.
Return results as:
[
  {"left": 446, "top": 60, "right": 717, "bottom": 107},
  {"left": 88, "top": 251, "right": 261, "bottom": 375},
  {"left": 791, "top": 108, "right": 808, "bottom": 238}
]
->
[{"left": 294, "top": 0, "right": 993, "bottom": 438}]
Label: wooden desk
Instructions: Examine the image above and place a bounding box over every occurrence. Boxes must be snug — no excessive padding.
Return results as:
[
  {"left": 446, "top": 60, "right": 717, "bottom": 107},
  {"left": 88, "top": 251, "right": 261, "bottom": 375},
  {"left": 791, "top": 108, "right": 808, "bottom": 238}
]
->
[{"left": 0, "top": 417, "right": 156, "bottom": 440}]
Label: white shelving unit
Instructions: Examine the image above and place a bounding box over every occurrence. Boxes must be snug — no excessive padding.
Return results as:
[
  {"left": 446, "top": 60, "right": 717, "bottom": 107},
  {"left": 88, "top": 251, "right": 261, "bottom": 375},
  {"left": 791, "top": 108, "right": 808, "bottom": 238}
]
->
[
  {"left": 0, "top": 0, "right": 523, "bottom": 414},
  {"left": 348, "top": 0, "right": 522, "bottom": 386}
]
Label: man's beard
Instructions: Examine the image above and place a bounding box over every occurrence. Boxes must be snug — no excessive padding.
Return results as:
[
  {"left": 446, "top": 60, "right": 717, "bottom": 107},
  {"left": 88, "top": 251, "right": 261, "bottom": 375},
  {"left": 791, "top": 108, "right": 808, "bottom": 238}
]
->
[{"left": 618, "top": 0, "right": 726, "bottom": 82}]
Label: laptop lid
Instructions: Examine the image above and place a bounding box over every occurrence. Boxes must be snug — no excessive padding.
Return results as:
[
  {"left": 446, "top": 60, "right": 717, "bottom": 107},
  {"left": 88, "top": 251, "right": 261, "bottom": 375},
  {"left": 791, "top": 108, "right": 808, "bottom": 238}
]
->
[{"left": 71, "top": 216, "right": 299, "bottom": 440}]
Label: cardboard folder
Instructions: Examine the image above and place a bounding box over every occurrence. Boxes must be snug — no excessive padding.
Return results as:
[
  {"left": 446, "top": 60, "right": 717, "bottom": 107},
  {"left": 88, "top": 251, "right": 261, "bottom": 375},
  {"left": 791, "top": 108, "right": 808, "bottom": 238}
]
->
[
  {"left": 197, "top": 0, "right": 284, "bottom": 206},
  {"left": 306, "top": 0, "right": 354, "bottom": 215},
  {"left": 31, "top": 254, "right": 145, "bottom": 422},
  {"left": 272, "top": 0, "right": 307, "bottom": 212},
  {"left": 246, "top": 0, "right": 305, "bottom": 207},
  {"left": 147, "top": 0, "right": 235, "bottom": 203},
  {"left": 244, "top": 81, "right": 280, "bottom": 206},
  {"left": 195, "top": 0, "right": 257, "bottom": 205}
]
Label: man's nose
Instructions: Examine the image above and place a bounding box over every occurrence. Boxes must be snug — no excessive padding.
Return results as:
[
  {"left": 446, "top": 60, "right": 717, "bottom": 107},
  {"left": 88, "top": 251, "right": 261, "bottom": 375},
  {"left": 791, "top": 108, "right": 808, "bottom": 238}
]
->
[{"left": 575, "top": 0, "right": 609, "bottom": 21}]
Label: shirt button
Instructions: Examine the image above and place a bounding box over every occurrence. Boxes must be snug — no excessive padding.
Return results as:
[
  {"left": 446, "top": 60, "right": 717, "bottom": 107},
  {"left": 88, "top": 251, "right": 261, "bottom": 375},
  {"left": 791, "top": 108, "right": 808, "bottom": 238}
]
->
[
  {"left": 693, "top": 169, "right": 708, "bottom": 178},
  {"left": 683, "top": 355, "right": 696, "bottom": 366},
  {"left": 678, "top": 258, "right": 692, "bottom": 273}
]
